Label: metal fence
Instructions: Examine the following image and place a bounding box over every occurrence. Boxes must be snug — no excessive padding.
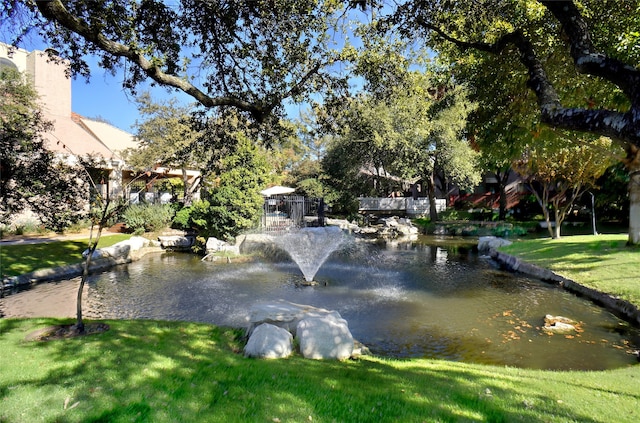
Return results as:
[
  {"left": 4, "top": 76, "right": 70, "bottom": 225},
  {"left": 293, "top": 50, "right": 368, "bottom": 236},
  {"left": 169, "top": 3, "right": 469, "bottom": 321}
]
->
[
  {"left": 261, "top": 195, "right": 324, "bottom": 232},
  {"left": 358, "top": 197, "right": 446, "bottom": 216}
]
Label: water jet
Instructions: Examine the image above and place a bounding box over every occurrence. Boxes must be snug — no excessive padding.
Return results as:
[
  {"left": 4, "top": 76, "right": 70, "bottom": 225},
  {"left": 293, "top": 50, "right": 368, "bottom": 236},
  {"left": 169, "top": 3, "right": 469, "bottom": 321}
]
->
[{"left": 267, "top": 226, "right": 347, "bottom": 282}]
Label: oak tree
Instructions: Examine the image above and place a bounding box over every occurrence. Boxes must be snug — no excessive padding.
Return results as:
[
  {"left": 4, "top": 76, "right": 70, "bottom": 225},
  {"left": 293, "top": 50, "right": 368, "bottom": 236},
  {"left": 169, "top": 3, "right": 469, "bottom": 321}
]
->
[{"left": 390, "top": 0, "right": 640, "bottom": 243}]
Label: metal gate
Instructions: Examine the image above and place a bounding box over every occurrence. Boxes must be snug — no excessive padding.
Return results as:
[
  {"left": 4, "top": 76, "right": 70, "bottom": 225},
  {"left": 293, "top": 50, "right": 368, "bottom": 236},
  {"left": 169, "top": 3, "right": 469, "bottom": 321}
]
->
[{"left": 261, "top": 195, "right": 324, "bottom": 232}]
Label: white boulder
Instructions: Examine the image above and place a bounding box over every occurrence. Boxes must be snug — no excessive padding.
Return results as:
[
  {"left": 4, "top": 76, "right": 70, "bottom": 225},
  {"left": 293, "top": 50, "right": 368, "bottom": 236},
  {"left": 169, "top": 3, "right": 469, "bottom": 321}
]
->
[
  {"left": 247, "top": 300, "right": 340, "bottom": 336},
  {"left": 244, "top": 323, "right": 293, "bottom": 359},
  {"left": 297, "top": 314, "right": 354, "bottom": 360}
]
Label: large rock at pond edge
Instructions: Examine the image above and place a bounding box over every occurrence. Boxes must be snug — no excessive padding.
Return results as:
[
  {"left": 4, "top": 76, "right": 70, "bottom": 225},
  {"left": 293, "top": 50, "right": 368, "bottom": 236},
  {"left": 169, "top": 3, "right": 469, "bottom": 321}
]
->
[
  {"left": 244, "top": 323, "right": 293, "bottom": 359},
  {"left": 247, "top": 300, "right": 342, "bottom": 336},
  {"left": 83, "top": 236, "right": 150, "bottom": 259},
  {"left": 158, "top": 235, "right": 194, "bottom": 250},
  {"left": 297, "top": 314, "right": 354, "bottom": 360},
  {"left": 477, "top": 236, "right": 512, "bottom": 252},
  {"left": 205, "top": 237, "right": 239, "bottom": 255}
]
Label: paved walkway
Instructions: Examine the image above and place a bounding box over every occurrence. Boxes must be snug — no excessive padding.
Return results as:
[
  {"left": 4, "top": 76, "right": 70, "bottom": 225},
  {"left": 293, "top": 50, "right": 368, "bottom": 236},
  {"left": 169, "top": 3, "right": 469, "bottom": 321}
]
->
[{"left": 0, "top": 229, "right": 122, "bottom": 246}]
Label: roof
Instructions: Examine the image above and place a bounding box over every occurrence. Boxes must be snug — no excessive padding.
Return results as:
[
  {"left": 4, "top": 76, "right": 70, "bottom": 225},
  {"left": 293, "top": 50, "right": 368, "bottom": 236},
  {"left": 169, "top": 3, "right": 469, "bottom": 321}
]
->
[
  {"left": 43, "top": 113, "right": 114, "bottom": 158},
  {"left": 260, "top": 185, "right": 296, "bottom": 196},
  {"left": 76, "top": 115, "right": 138, "bottom": 158}
]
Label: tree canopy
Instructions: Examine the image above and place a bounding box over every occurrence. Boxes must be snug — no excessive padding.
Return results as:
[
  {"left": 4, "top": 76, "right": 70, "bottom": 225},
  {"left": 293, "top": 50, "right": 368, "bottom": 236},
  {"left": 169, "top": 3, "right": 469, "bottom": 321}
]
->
[
  {"left": 5, "top": 1, "right": 639, "bottom": 142},
  {"left": 3, "top": 0, "right": 348, "bottom": 121},
  {"left": 391, "top": 0, "right": 640, "bottom": 147},
  {"left": 126, "top": 92, "right": 204, "bottom": 205},
  {"left": 513, "top": 134, "right": 617, "bottom": 238}
]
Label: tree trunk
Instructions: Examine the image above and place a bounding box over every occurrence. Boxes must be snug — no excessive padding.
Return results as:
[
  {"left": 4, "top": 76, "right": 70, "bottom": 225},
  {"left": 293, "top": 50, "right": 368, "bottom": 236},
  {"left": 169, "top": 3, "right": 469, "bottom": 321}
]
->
[
  {"left": 530, "top": 183, "right": 555, "bottom": 238},
  {"left": 553, "top": 207, "right": 562, "bottom": 239},
  {"left": 76, "top": 202, "right": 109, "bottom": 333},
  {"left": 623, "top": 145, "right": 640, "bottom": 245},
  {"left": 496, "top": 170, "right": 510, "bottom": 221},
  {"left": 182, "top": 167, "right": 192, "bottom": 206},
  {"left": 627, "top": 176, "right": 640, "bottom": 247},
  {"left": 427, "top": 174, "right": 438, "bottom": 221},
  {"left": 498, "top": 185, "right": 507, "bottom": 220},
  {"left": 629, "top": 173, "right": 640, "bottom": 244}
]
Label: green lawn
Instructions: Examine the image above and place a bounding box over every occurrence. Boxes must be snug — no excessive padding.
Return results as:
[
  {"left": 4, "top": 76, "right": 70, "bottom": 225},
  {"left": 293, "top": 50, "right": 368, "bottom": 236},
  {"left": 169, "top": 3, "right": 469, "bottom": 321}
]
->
[
  {"left": 1, "top": 318, "right": 639, "bottom": 423},
  {"left": 0, "top": 234, "right": 131, "bottom": 277},
  {"left": 499, "top": 234, "right": 640, "bottom": 305}
]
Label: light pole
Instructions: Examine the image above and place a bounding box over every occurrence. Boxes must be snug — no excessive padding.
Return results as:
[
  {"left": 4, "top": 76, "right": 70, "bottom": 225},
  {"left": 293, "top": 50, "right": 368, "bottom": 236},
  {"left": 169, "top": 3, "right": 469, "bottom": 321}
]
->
[{"left": 589, "top": 191, "right": 597, "bottom": 235}]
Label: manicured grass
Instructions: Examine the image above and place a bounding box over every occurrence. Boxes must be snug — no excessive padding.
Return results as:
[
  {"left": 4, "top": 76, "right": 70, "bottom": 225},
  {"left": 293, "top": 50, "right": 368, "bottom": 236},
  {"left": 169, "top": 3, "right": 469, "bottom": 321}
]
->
[
  {"left": 0, "top": 234, "right": 131, "bottom": 277},
  {"left": 499, "top": 234, "right": 640, "bottom": 305},
  {"left": 0, "top": 318, "right": 638, "bottom": 423}
]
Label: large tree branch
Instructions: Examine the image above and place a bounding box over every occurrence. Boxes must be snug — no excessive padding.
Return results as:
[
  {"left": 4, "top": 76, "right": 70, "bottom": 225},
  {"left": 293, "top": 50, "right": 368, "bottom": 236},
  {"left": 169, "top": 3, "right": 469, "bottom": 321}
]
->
[
  {"left": 541, "top": 0, "right": 640, "bottom": 102},
  {"left": 35, "top": 0, "right": 271, "bottom": 120},
  {"left": 414, "top": 2, "right": 640, "bottom": 147}
]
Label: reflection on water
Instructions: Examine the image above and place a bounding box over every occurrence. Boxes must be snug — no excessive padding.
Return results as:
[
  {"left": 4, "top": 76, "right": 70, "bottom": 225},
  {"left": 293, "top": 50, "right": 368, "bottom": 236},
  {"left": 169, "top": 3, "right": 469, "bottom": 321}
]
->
[{"left": 3, "top": 236, "right": 639, "bottom": 370}]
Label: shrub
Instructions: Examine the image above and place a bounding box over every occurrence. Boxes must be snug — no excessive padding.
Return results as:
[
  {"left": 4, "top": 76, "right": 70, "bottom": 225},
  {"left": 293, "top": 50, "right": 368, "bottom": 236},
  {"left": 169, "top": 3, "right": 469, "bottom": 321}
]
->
[
  {"left": 491, "top": 225, "right": 529, "bottom": 238},
  {"left": 172, "top": 206, "right": 193, "bottom": 230},
  {"left": 122, "top": 203, "right": 174, "bottom": 233}
]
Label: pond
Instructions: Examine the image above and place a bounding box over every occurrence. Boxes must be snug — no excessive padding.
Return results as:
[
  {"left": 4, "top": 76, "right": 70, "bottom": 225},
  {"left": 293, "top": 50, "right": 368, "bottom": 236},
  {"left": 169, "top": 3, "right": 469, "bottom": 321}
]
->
[{"left": 3, "top": 235, "right": 639, "bottom": 370}]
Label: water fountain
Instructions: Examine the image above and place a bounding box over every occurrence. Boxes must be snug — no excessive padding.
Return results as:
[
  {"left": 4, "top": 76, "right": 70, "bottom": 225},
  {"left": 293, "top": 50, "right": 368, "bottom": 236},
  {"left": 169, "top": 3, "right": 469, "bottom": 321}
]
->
[{"left": 267, "top": 226, "right": 347, "bottom": 283}]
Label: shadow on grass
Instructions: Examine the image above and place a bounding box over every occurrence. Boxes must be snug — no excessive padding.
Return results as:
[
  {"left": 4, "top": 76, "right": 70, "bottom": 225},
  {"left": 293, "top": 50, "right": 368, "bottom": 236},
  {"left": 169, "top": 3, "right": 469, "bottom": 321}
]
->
[
  {"left": 1, "top": 241, "right": 88, "bottom": 276},
  {"left": 503, "top": 237, "right": 632, "bottom": 271},
  {"left": 3, "top": 319, "right": 634, "bottom": 422}
]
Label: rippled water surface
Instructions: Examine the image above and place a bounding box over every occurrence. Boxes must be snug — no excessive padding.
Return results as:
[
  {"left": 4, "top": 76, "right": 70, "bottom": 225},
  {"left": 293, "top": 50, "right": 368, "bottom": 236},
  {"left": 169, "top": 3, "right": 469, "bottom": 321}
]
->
[{"left": 4, "top": 236, "right": 639, "bottom": 370}]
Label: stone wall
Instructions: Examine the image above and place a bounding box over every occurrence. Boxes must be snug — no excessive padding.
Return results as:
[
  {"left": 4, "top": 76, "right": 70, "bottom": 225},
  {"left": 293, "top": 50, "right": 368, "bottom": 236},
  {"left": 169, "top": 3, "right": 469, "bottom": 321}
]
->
[{"left": 489, "top": 249, "right": 640, "bottom": 326}]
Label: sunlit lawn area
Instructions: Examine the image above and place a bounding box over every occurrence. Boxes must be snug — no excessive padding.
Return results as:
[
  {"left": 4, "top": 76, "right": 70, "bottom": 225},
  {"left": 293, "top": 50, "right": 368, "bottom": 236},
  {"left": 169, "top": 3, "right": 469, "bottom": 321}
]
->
[
  {"left": 499, "top": 234, "right": 640, "bottom": 306},
  {"left": 1, "top": 233, "right": 639, "bottom": 422},
  {"left": 0, "top": 234, "right": 131, "bottom": 277}
]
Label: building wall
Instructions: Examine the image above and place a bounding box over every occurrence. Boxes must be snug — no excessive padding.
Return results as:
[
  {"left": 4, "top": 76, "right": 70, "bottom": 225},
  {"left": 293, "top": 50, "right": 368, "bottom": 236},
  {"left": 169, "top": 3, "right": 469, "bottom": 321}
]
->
[
  {"left": 26, "top": 49, "right": 71, "bottom": 118},
  {"left": 1, "top": 44, "right": 71, "bottom": 118}
]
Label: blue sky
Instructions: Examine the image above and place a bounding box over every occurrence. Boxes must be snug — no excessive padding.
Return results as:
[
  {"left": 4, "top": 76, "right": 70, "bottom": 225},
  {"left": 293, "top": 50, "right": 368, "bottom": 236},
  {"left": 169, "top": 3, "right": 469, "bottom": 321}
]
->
[{"left": 70, "top": 63, "right": 193, "bottom": 132}]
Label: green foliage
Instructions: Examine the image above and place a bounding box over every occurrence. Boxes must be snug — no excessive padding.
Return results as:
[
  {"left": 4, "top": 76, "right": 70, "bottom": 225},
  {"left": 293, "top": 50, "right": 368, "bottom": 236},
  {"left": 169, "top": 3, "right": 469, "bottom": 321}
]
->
[
  {"left": 172, "top": 206, "right": 194, "bottom": 230},
  {"left": 175, "top": 134, "right": 271, "bottom": 241},
  {"left": 1, "top": 68, "right": 88, "bottom": 231},
  {"left": 439, "top": 209, "right": 472, "bottom": 221},
  {"left": 204, "top": 136, "right": 270, "bottom": 240},
  {"left": 122, "top": 203, "right": 174, "bottom": 234},
  {"left": 490, "top": 224, "right": 528, "bottom": 238},
  {"left": 513, "top": 135, "right": 617, "bottom": 238},
  {"left": 320, "top": 44, "right": 479, "bottom": 217},
  {"left": 125, "top": 93, "right": 205, "bottom": 205}
]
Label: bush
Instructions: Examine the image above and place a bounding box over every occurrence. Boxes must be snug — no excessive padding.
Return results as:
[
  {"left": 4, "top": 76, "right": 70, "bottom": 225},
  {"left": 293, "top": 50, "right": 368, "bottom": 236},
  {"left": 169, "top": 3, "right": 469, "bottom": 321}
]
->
[
  {"left": 122, "top": 203, "right": 175, "bottom": 233},
  {"left": 491, "top": 224, "right": 528, "bottom": 238},
  {"left": 172, "top": 206, "right": 193, "bottom": 230},
  {"left": 171, "top": 200, "right": 211, "bottom": 231}
]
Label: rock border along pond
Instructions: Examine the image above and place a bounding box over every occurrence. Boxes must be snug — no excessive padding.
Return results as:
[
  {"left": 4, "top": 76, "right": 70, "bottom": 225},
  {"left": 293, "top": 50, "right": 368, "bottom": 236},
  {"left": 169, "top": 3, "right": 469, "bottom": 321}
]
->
[{"left": 482, "top": 238, "right": 640, "bottom": 327}]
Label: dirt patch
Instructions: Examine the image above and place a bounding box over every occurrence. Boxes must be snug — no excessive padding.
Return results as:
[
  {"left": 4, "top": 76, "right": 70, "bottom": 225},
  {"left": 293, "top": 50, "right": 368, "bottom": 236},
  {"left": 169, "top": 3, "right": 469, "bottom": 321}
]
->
[{"left": 25, "top": 323, "right": 110, "bottom": 341}]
